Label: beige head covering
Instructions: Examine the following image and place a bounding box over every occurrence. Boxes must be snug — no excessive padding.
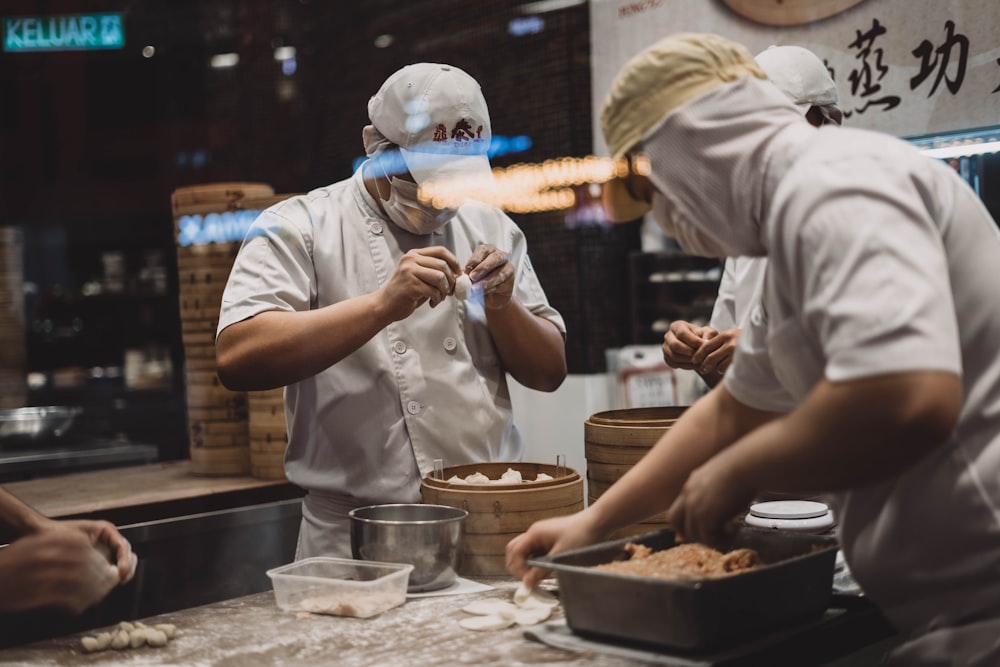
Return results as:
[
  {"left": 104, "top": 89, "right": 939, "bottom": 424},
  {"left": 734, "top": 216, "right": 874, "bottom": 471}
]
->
[{"left": 601, "top": 33, "right": 766, "bottom": 158}]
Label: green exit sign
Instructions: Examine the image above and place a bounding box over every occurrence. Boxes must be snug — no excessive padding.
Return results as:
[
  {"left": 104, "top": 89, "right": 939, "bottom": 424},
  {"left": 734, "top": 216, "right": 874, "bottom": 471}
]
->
[{"left": 4, "top": 13, "right": 125, "bottom": 52}]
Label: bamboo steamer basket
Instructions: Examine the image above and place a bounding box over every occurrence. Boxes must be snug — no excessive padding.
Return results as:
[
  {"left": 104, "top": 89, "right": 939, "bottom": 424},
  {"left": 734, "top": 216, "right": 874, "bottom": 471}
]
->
[
  {"left": 0, "top": 227, "right": 26, "bottom": 410},
  {"left": 172, "top": 183, "right": 277, "bottom": 476},
  {"left": 247, "top": 388, "right": 287, "bottom": 480},
  {"left": 584, "top": 406, "right": 688, "bottom": 539},
  {"left": 420, "top": 461, "right": 584, "bottom": 576}
]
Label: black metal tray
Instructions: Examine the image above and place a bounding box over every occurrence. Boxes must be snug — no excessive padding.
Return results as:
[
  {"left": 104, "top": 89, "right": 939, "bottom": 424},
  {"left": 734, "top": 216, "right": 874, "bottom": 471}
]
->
[{"left": 528, "top": 526, "right": 837, "bottom": 652}]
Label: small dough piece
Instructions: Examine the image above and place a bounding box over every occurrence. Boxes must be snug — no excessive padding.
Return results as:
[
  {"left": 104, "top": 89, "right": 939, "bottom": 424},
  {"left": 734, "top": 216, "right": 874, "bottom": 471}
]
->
[
  {"left": 464, "top": 472, "right": 490, "bottom": 484},
  {"left": 535, "top": 473, "right": 553, "bottom": 482},
  {"left": 146, "top": 629, "right": 168, "bottom": 647},
  {"left": 117, "top": 621, "right": 135, "bottom": 632},
  {"left": 128, "top": 628, "right": 148, "bottom": 648},
  {"left": 458, "top": 614, "right": 516, "bottom": 631},
  {"left": 110, "top": 630, "right": 130, "bottom": 650},
  {"left": 154, "top": 623, "right": 177, "bottom": 639},
  {"left": 446, "top": 475, "right": 464, "bottom": 484},
  {"left": 94, "top": 632, "right": 112, "bottom": 650},
  {"left": 454, "top": 273, "right": 472, "bottom": 301},
  {"left": 80, "top": 636, "right": 101, "bottom": 653}
]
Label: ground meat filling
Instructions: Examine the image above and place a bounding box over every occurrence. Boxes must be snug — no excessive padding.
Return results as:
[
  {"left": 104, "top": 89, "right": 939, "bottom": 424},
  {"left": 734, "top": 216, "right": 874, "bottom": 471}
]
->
[{"left": 593, "top": 542, "right": 762, "bottom": 580}]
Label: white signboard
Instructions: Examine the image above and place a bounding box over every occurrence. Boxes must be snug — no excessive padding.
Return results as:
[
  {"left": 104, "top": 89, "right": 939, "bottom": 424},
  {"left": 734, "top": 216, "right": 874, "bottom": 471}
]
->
[{"left": 590, "top": 0, "right": 1000, "bottom": 154}]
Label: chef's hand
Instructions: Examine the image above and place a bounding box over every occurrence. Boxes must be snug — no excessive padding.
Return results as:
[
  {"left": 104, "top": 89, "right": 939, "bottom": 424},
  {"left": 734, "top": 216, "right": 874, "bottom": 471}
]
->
[
  {"left": 662, "top": 320, "right": 716, "bottom": 371},
  {"left": 666, "top": 454, "right": 755, "bottom": 547},
  {"left": 379, "top": 247, "right": 460, "bottom": 319},
  {"left": 691, "top": 327, "right": 740, "bottom": 378},
  {"left": 506, "top": 511, "right": 604, "bottom": 589},
  {"left": 0, "top": 526, "right": 121, "bottom": 614},
  {"left": 55, "top": 518, "right": 137, "bottom": 585},
  {"left": 465, "top": 244, "right": 514, "bottom": 310}
]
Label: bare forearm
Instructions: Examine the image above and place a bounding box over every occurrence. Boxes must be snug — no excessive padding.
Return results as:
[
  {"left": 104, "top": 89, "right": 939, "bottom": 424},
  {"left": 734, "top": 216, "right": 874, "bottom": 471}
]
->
[
  {"left": 587, "top": 389, "right": 775, "bottom": 536},
  {"left": 0, "top": 489, "right": 47, "bottom": 536},
  {"left": 485, "top": 298, "right": 566, "bottom": 391},
  {"left": 719, "top": 372, "right": 961, "bottom": 496},
  {"left": 216, "top": 294, "right": 392, "bottom": 391}
]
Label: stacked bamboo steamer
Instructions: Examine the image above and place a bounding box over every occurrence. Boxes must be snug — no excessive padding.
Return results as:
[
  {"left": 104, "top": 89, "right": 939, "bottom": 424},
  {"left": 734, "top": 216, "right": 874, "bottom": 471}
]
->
[
  {"left": 421, "top": 461, "right": 584, "bottom": 576},
  {"left": 584, "top": 406, "right": 688, "bottom": 538},
  {"left": 172, "top": 183, "right": 274, "bottom": 476},
  {"left": 0, "top": 227, "right": 27, "bottom": 410},
  {"left": 247, "top": 388, "right": 287, "bottom": 480}
]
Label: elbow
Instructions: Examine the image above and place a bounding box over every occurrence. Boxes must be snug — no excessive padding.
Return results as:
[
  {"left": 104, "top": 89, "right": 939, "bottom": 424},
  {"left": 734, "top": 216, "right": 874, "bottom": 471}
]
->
[
  {"left": 531, "top": 358, "right": 568, "bottom": 393},
  {"left": 215, "top": 348, "right": 250, "bottom": 392},
  {"left": 893, "top": 373, "right": 962, "bottom": 460}
]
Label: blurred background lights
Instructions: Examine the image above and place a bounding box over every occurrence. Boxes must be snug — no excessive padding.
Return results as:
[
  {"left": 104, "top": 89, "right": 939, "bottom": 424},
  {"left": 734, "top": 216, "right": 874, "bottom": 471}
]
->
[
  {"left": 209, "top": 53, "right": 240, "bottom": 69},
  {"left": 373, "top": 34, "right": 394, "bottom": 49},
  {"left": 273, "top": 45, "right": 296, "bottom": 61},
  {"left": 508, "top": 16, "right": 544, "bottom": 36},
  {"left": 141, "top": 45, "right": 155, "bottom": 58}
]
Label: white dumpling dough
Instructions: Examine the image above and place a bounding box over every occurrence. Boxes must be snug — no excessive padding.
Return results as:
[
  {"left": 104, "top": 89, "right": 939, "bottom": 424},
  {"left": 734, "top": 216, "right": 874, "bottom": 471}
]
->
[
  {"left": 464, "top": 472, "right": 490, "bottom": 484},
  {"left": 535, "top": 473, "right": 554, "bottom": 482},
  {"left": 454, "top": 274, "right": 473, "bottom": 301},
  {"left": 446, "top": 475, "right": 464, "bottom": 484},
  {"left": 499, "top": 468, "right": 523, "bottom": 484},
  {"left": 459, "top": 584, "right": 559, "bottom": 631},
  {"left": 459, "top": 614, "right": 516, "bottom": 631},
  {"left": 513, "top": 581, "right": 559, "bottom": 609}
]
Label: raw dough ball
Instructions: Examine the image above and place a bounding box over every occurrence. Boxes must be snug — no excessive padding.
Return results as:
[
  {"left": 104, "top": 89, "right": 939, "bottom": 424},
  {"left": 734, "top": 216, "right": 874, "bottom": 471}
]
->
[
  {"left": 154, "top": 623, "right": 177, "bottom": 639},
  {"left": 454, "top": 274, "right": 473, "bottom": 301},
  {"left": 128, "top": 628, "right": 147, "bottom": 649},
  {"left": 110, "top": 630, "right": 130, "bottom": 650},
  {"left": 80, "top": 636, "right": 100, "bottom": 653},
  {"left": 146, "top": 629, "right": 168, "bottom": 647}
]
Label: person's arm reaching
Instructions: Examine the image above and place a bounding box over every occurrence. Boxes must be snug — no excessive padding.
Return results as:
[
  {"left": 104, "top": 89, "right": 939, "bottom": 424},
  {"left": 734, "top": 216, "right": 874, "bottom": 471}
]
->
[
  {"left": 506, "top": 386, "right": 778, "bottom": 586},
  {"left": 217, "top": 247, "right": 462, "bottom": 391}
]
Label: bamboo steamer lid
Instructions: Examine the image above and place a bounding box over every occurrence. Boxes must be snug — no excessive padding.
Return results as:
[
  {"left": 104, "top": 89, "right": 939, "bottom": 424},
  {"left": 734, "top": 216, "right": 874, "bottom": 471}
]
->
[
  {"left": 584, "top": 406, "right": 688, "bottom": 538},
  {"left": 171, "top": 182, "right": 275, "bottom": 216},
  {"left": 420, "top": 461, "right": 584, "bottom": 576}
]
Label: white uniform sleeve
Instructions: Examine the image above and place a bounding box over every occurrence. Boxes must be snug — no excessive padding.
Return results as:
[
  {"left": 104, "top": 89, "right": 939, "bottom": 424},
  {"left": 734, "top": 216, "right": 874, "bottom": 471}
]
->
[
  {"left": 708, "top": 257, "right": 737, "bottom": 332},
  {"left": 217, "top": 205, "right": 314, "bottom": 335},
  {"left": 789, "top": 168, "right": 961, "bottom": 383}
]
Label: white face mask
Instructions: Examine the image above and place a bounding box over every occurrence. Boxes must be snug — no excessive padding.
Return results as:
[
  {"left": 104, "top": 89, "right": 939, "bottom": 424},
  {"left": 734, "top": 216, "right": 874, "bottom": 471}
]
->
[
  {"left": 382, "top": 176, "right": 458, "bottom": 235},
  {"left": 650, "top": 190, "right": 730, "bottom": 257}
]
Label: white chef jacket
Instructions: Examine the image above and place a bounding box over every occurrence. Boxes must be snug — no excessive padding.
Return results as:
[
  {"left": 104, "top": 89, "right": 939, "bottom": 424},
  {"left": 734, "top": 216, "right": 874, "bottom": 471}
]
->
[
  {"left": 708, "top": 256, "right": 766, "bottom": 332},
  {"left": 642, "top": 76, "right": 1000, "bottom": 664},
  {"left": 217, "top": 169, "right": 565, "bottom": 556}
]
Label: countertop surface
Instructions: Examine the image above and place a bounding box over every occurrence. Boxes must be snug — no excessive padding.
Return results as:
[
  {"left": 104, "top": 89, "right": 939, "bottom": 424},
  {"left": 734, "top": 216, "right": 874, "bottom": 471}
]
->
[
  {"left": 0, "top": 579, "right": 897, "bottom": 667},
  {"left": 2, "top": 460, "right": 303, "bottom": 522},
  {"left": 0, "top": 579, "right": 658, "bottom": 667}
]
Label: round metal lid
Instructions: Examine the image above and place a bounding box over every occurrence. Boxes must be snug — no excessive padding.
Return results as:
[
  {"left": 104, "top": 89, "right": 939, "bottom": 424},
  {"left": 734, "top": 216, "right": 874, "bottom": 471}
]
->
[{"left": 749, "top": 500, "right": 830, "bottom": 520}]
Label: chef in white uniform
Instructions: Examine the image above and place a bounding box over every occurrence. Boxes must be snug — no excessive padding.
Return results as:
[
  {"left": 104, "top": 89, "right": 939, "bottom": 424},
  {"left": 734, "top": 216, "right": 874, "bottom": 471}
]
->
[
  {"left": 217, "top": 63, "right": 567, "bottom": 559},
  {"left": 507, "top": 33, "right": 1000, "bottom": 665},
  {"left": 662, "top": 45, "right": 843, "bottom": 389}
]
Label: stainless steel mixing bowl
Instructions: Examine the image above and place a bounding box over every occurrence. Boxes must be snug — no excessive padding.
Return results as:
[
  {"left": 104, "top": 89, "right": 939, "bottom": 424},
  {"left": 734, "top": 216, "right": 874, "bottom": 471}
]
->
[
  {"left": 349, "top": 503, "right": 467, "bottom": 592},
  {"left": 0, "top": 406, "right": 82, "bottom": 448}
]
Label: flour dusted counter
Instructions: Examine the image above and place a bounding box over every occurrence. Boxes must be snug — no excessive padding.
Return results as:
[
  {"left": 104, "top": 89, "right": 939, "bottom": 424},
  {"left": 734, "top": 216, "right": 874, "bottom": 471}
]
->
[{"left": 0, "top": 579, "right": 900, "bottom": 667}]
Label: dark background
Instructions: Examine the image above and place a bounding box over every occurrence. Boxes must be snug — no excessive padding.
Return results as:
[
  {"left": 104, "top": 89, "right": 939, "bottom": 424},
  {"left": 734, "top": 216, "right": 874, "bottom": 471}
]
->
[{"left": 0, "top": 0, "right": 640, "bottom": 459}]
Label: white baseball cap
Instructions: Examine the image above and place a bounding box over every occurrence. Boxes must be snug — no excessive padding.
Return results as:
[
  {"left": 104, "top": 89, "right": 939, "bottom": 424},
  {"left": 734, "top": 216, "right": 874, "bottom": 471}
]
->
[
  {"left": 368, "top": 63, "right": 493, "bottom": 188},
  {"left": 754, "top": 45, "right": 839, "bottom": 113}
]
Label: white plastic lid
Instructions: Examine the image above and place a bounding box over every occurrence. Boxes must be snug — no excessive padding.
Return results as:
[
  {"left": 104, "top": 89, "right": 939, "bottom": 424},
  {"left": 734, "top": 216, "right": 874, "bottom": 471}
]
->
[{"left": 749, "top": 500, "right": 829, "bottom": 520}]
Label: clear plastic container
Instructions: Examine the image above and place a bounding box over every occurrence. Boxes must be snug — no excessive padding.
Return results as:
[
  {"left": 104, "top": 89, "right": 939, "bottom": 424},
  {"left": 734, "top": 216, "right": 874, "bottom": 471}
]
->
[{"left": 266, "top": 557, "right": 413, "bottom": 618}]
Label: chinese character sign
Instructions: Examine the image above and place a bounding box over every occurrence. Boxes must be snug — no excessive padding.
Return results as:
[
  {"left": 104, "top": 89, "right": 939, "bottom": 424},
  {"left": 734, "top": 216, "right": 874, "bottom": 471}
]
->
[{"left": 590, "top": 0, "right": 1000, "bottom": 145}]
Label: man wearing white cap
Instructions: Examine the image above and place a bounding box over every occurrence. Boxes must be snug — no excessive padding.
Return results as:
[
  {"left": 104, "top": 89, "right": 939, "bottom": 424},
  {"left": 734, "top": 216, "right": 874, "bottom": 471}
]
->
[
  {"left": 662, "top": 45, "right": 843, "bottom": 388},
  {"left": 507, "top": 33, "right": 1000, "bottom": 665},
  {"left": 216, "top": 63, "right": 567, "bottom": 558}
]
